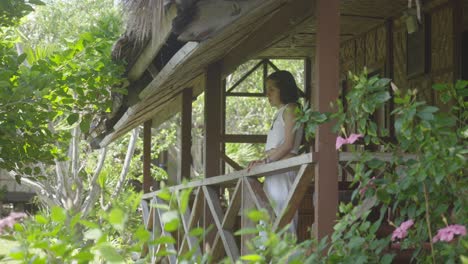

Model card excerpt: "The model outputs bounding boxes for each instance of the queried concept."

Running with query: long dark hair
[267,70,300,104]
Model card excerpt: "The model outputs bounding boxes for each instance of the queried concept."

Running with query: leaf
[247,210,269,222]
[189,227,204,237]
[80,115,91,133]
[151,235,176,245]
[134,226,150,242]
[432,83,447,91]
[66,113,79,125]
[179,188,192,214]
[109,208,127,231]
[96,244,125,263]
[28,0,46,5]
[161,211,179,232]
[50,206,66,223]
[157,188,172,201]
[241,254,263,261]
[35,214,48,224]
[234,227,259,236]
[84,228,102,240]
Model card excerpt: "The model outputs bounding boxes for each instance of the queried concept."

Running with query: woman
[248,70,303,234]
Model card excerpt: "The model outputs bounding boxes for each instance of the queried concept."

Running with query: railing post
[313,0,340,240]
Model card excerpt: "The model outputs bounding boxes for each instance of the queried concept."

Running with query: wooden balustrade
[140,151,417,263]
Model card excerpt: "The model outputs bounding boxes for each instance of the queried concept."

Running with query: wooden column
[179,88,193,184]
[313,0,340,240]
[143,120,152,193]
[204,62,222,177]
[203,61,223,249]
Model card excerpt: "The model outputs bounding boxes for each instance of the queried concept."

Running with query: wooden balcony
[139,151,413,263]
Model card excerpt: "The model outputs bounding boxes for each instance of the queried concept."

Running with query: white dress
[264,104,303,233]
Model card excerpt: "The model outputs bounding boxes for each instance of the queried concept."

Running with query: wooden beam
[139,42,199,100]
[313,0,340,240]
[221,153,243,171]
[274,164,314,230]
[154,198,177,264]
[179,88,193,183]
[204,61,223,177]
[223,134,267,143]
[143,120,152,193]
[225,92,265,97]
[203,186,240,261]
[211,179,242,261]
[177,190,201,255]
[244,178,275,217]
[222,0,314,76]
[127,5,178,81]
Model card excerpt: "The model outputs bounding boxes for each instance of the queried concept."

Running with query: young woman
[248,70,303,234]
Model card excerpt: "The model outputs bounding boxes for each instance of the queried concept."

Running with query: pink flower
[392,219,414,242]
[433,224,466,243]
[0,212,27,234]
[336,133,363,149]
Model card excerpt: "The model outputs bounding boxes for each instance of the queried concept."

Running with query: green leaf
[96,244,124,263]
[241,254,263,261]
[157,188,172,201]
[189,227,204,237]
[50,206,67,223]
[247,210,269,222]
[234,227,259,236]
[134,226,150,242]
[109,208,127,231]
[151,235,176,245]
[179,188,192,214]
[35,214,48,224]
[28,0,46,5]
[66,113,79,125]
[84,228,102,240]
[161,211,180,232]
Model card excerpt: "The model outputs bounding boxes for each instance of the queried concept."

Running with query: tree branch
[81,147,107,217]
[107,127,140,207]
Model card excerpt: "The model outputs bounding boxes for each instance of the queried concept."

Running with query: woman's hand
[247,159,266,172]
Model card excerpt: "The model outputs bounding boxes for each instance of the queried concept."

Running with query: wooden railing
[140,153,315,263]
[140,151,417,263]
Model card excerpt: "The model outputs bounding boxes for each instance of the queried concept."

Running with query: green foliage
[1,191,149,263]
[0,0,44,28]
[294,102,329,141]
[0,0,125,176]
[226,208,328,264]
[304,70,467,263]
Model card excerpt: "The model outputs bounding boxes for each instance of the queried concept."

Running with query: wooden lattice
[376,25,387,63]
[366,29,377,67]
[355,36,367,71]
[431,6,454,72]
[392,27,408,89]
[340,39,356,76]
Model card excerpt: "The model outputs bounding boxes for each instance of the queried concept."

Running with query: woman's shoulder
[284,103,299,113]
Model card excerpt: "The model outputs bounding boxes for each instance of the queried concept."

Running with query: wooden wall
[339,0,460,109]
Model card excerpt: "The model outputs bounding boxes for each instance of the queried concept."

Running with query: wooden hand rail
[140,151,416,262]
[142,152,316,199]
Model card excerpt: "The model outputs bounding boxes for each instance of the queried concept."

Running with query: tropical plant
[296,69,467,263]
